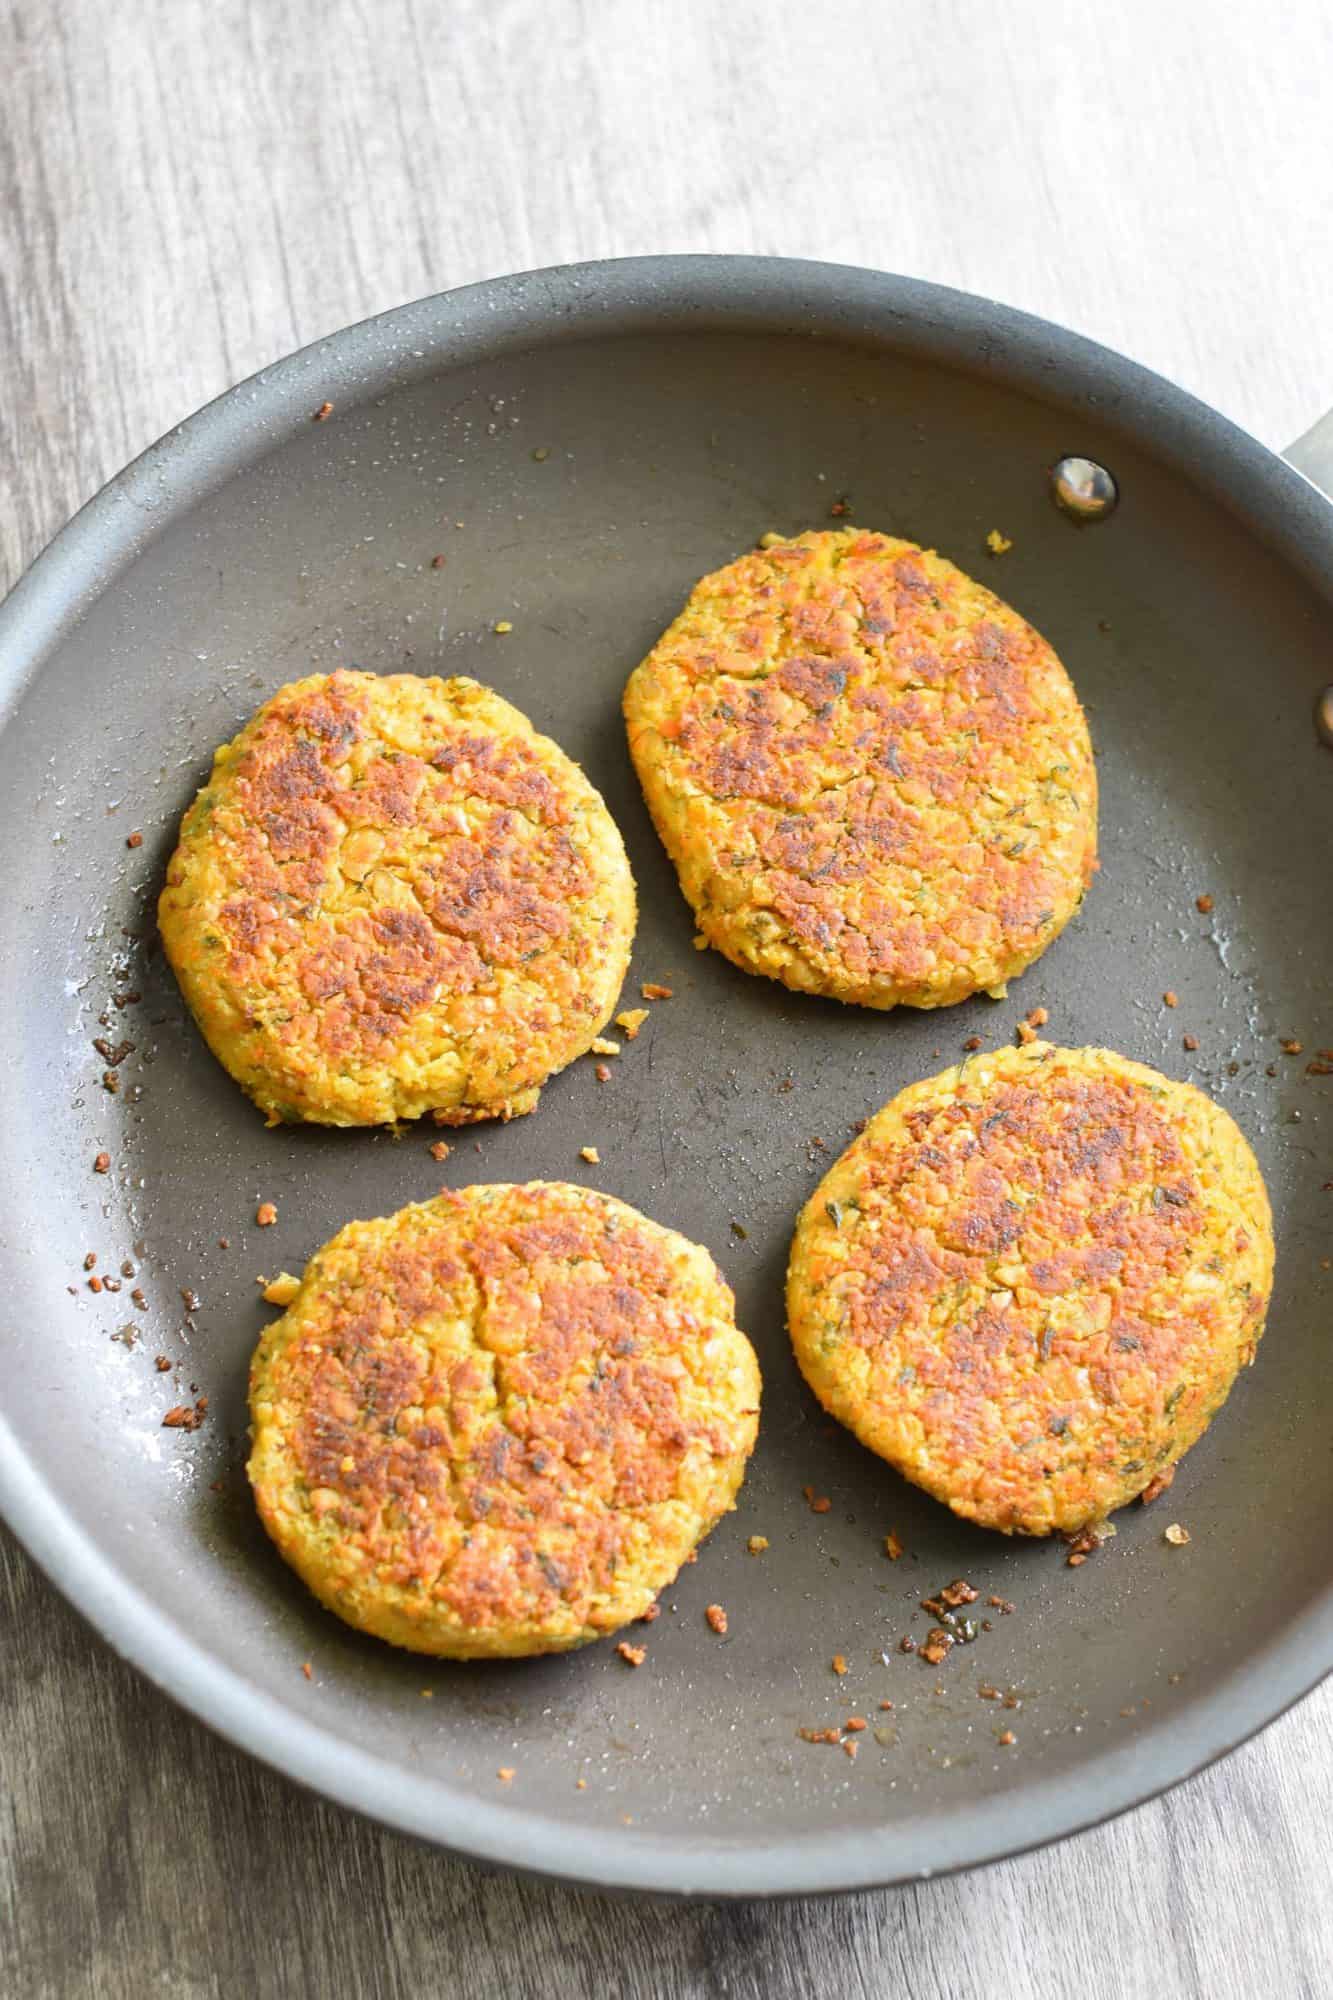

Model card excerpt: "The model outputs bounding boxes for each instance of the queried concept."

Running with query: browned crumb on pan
[615,1008,650,1039]
[430,1140,451,1161]
[1141,1465,1175,1504]
[1196,893,1214,913]
[746,1535,769,1555]
[704,1603,728,1636]
[256,1202,277,1227]
[163,1397,208,1432]
[312,401,333,422]
[616,1641,647,1667]
[884,1531,904,1561]
[126,830,144,849]
[1163,991,1178,1008]
[1164,1522,1190,1546]
[831,1653,848,1676]
[642,983,673,1000]
[93,1152,110,1174]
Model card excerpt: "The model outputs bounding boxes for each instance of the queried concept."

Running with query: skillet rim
[1,252,1329,1898]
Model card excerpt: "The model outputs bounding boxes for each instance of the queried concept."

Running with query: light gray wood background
[2,3,1330,1995]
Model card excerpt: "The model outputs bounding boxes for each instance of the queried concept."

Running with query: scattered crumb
[884,1532,904,1561]
[1196,893,1214,913]
[430,1139,451,1161]
[746,1535,769,1555]
[1016,1020,1038,1045]
[1163,991,1178,1008]
[923,1579,978,1612]
[126,830,143,849]
[997,1729,1016,1747]
[312,401,333,422]
[576,1778,587,1789]
[831,1654,848,1676]
[615,1008,650,1039]
[532,446,550,462]
[154,1355,171,1372]
[1063,1526,1101,1567]
[830,497,851,517]
[301,1662,313,1680]
[705,1604,728,1636]
[693,933,708,950]
[579,1145,600,1165]
[497,1768,515,1783]
[978,1684,1000,1701]
[844,1716,867,1733]
[899,1637,917,1654]
[93,1152,110,1174]
[1183,1034,1199,1051]
[642,982,673,1000]
[919,1629,954,1666]
[729,1219,748,1238]
[256,1201,277,1227]
[87,1275,102,1294]
[1025,1006,1048,1028]
[594,1063,611,1083]
[616,1641,647,1667]
[1140,1465,1175,1505]
[591,1037,620,1056]
[987,1595,1015,1614]
[1164,1523,1191,1546]
[493,620,513,635]
[802,1485,832,1514]
[842,1738,858,1760]
[639,1603,660,1623]
[798,1727,841,1745]
[1281,1038,1303,1055]
[986,529,1014,555]
[430,554,447,569]
[878,1699,894,1711]
[963,1035,982,1052]
[262,1272,301,1307]
[162,1398,207,1432]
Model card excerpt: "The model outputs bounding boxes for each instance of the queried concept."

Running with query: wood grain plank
[1,2,1330,1994]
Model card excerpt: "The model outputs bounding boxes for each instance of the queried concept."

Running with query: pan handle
[1283,410,1333,498]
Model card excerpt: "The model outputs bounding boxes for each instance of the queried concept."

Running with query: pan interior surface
[0,261,1329,1895]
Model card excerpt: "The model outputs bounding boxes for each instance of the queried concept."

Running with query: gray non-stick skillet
[0,256,1329,1898]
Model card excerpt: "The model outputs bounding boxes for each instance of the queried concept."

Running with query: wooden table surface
[2,5,1330,1995]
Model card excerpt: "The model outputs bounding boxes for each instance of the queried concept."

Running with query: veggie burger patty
[624,528,1097,1010]
[248,1182,761,1657]
[787,1042,1272,1534]
[160,670,635,1126]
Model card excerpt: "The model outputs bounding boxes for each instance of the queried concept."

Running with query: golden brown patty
[248,1183,761,1657]
[787,1044,1272,1534]
[159,671,635,1125]
[624,529,1097,1009]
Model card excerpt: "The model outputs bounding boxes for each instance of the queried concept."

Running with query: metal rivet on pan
[1051,456,1119,522]
[1315,685,1333,750]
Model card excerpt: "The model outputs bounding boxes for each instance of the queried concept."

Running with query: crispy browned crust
[787,1044,1273,1534]
[159,671,636,1124]
[248,1183,761,1656]
[624,530,1097,1009]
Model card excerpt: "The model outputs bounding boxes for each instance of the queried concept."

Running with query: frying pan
[0,256,1329,1899]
